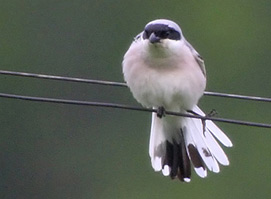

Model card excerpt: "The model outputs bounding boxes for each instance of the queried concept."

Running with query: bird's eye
[167,29,181,40]
[161,30,170,38]
[156,30,171,39]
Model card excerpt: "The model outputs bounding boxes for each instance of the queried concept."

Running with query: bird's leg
[187,109,218,136]
[187,110,207,135]
[157,106,166,118]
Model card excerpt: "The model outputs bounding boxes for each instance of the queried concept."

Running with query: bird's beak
[149,33,160,44]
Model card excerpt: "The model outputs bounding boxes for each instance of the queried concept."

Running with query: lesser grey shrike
[122,19,232,182]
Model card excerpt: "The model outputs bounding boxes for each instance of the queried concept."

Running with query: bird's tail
[149,105,233,182]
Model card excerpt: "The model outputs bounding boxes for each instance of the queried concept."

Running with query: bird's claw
[157,106,166,118]
[207,109,217,117]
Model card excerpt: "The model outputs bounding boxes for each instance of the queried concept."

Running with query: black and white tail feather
[149,105,233,182]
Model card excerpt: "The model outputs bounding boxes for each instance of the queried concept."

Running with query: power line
[1,70,271,102]
[0,92,270,128]
[0,70,127,87]
[204,91,271,103]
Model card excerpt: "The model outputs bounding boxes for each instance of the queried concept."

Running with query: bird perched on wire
[122,19,232,182]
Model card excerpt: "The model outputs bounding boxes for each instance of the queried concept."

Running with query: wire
[1,70,271,102]
[204,91,271,103]
[0,70,270,128]
[0,92,270,128]
[0,70,127,87]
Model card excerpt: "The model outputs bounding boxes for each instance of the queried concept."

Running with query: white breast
[122,39,206,111]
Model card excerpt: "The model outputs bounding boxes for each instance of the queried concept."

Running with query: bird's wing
[184,39,206,77]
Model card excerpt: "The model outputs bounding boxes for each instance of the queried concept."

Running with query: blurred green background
[1,1,271,199]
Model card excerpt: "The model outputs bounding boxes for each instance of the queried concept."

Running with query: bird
[122,19,232,182]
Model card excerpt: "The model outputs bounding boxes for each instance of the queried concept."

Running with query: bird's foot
[157,106,166,118]
[187,109,207,136]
